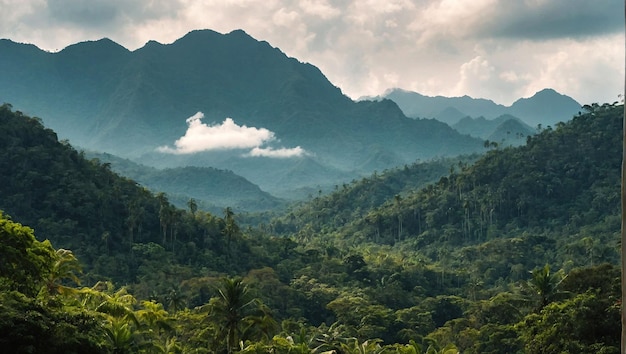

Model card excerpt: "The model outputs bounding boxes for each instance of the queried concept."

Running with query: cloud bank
[157,112,306,158]
[1,0,623,105]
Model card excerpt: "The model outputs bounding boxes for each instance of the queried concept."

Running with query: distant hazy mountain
[434,106,469,126]
[486,118,537,146]
[378,88,581,127]
[453,114,536,146]
[86,152,285,212]
[0,30,485,196]
[507,88,582,127]
[376,89,508,122]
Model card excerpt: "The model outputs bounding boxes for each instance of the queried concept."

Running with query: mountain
[273,102,623,283]
[86,151,285,213]
[0,104,162,281]
[508,88,583,127]
[379,88,581,127]
[486,118,536,146]
[453,114,536,146]
[1,99,621,353]
[0,30,485,196]
[378,89,508,120]
[434,106,469,125]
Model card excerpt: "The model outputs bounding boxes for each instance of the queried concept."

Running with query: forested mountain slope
[0,104,274,284]
[274,103,622,285]
[86,151,285,213]
[0,103,621,353]
[0,30,485,196]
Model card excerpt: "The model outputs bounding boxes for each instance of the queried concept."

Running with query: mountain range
[0,29,486,197]
[378,88,581,127]
[0,29,581,200]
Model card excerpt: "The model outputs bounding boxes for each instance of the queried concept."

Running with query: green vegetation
[0,102,622,352]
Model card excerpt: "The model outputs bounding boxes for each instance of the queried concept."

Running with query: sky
[1,0,624,106]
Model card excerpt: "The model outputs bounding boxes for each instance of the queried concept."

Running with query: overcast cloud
[1,0,623,105]
[157,112,306,157]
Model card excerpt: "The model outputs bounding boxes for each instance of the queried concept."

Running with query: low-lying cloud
[247,146,307,158]
[157,112,306,158]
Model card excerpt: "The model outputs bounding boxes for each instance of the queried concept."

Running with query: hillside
[452,114,536,146]
[0,102,621,353]
[0,103,274,284]
[0,30,485,196]
[486,118,536,146]
[273,102,622,283]
[86,151,285,213]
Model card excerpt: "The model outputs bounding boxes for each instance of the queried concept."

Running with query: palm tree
[340,338,385,354]
[38,248,82,301]
[187,198,198,216]
[104,317,135,354]
[166,287,186,313]
[525,264,566,310]
[209,277,260,354]
[222,207,239,254]
[394,194,403,242]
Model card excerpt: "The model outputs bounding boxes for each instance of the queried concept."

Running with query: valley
[0,29,620,354]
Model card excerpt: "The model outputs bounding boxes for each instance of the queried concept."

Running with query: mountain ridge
[0,29,485,196]
[377,87,581,127]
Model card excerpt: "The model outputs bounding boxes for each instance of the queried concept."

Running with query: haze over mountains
[378,88,581,127]
[0,29,581,202]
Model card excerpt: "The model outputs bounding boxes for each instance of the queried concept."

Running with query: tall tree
[525,264,566,311]
[222,207,239,255]
[38,248,82,302]
[209,277,263,354]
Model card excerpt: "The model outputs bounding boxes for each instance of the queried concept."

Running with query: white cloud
[247,146,307,158]
[157,112,307,158]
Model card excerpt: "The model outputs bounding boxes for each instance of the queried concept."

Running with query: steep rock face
[0,30,484,194]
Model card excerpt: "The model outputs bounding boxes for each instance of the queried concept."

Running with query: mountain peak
[536,88,558,95]
[509,88,581,126]
[60,38,129,54]
[525,88,565,100]
[174,29,222,44]
[173,29,257,46]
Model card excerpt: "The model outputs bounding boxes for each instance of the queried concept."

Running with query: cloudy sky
[1,0,623,105]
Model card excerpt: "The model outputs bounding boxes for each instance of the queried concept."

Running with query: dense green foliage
[0,103,622,352]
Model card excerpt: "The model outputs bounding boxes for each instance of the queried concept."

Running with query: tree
[208,277,270,354]
[0,211,56,297]
[38,248,82,302]
[524,264,566,310]
[222,207,239,255]
[517,292,620,353]
[188,198,198,216]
